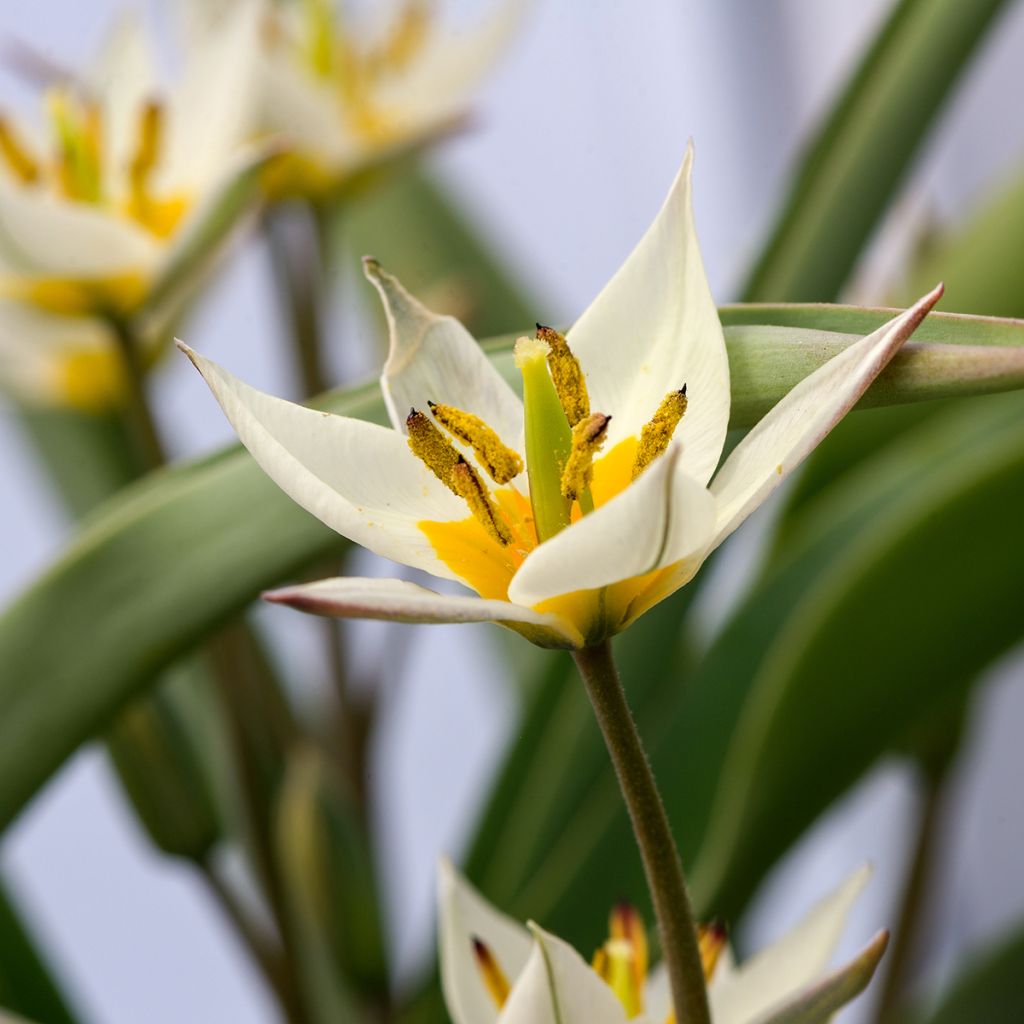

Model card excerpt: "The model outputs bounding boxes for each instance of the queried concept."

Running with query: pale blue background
[1,2,1023,1021]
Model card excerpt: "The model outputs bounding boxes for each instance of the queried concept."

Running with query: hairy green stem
[572,640,710,1024]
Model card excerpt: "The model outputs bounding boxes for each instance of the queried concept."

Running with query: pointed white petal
[643,963,671,1023]
[498,925,627,1024]
[438,859,533,1024]
[757,931,888,1024]
[507,446,715,608]
[567,144,730,487]
[372,0,530,130]
[709,866,871,1024]
[710,285,944,548]
[365,259,524,446]
[178,342,467,580]
[264,577,581,646]
[0,178,159,278]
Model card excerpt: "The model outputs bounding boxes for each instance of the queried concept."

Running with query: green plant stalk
[105,314,306,1024]
[573,641,710,1024]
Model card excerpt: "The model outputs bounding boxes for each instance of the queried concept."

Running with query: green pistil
[516,337,572,542]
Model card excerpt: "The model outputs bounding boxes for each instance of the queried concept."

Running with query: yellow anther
[302,0,337,77]
[632,385,688,480]
[407,407,461,487]
[0,116,40,183]
[472,936,511,1009]
[428,400,523,484]
[380,0,430,72]
[129,101,161,199]
[561,412,610,503]
[451,458,514,547]
[600,938,644,1018]
[537,324,590,427]
[698,922,727,982]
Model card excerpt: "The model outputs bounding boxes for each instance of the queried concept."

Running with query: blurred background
[1,1,1023,1021]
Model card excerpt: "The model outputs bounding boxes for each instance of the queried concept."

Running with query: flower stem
[108,315,167,471]
[572,640,710,1024]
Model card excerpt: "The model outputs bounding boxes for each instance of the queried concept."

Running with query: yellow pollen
[407,407,461,487]
[451,458,514,547]
[428,400,523,484]
[472,936,511,1009]
[0,116,40,183]
[632,386,688,480]
[537,323,590,427]
[561,412,610,503]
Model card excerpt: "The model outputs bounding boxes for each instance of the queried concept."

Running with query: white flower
[438,859,887,1024]
[180,144,941,648]
[0,13,267,409]
[184,0,528,200]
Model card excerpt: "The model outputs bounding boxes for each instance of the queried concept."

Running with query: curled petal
[507,445,715,608]
[710,284,944,548]
[264,577,582,647]
[365,258,524,447]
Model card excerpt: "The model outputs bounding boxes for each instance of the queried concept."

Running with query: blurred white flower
[438,859,887,1024]
[181,145,941,648]
[184,0,528,199]
[0,14,268,410]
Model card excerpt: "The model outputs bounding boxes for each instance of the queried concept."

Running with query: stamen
[406,407,460,486]
[601,938,643,1017]
[302,0,336,76]
[0,116,40,183]
[127,100,162,220]
[472,936,511,1009]
[610,901,648,993]
[49,90,102,203]
[698,922,727,981]
[408,409,513,546]
[381,0,430,71]
[428,400,523,484]
[516,336,572,542]
[537,323,589,427]
[451,459,514,547]
[632,385,688,480]
[561,412,610,503]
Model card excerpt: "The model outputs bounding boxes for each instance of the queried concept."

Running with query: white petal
[710,285,944,548]
[709,866,871,1024]
[0,178,159,278]
[498,925,627,1024]
[757,931,888,1024]
[371,0,530,130]
[177,342,467,580]
[365,259,524,447]
[263,577,582,646]
[438,859,533,1024]
[507,446,716,608]
[567,144,730,487]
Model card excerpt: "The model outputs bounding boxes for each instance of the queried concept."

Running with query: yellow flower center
[408,325,689,643]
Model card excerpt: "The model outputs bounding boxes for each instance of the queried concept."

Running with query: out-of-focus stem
[573,640,710,1024]
[107,316,166,470]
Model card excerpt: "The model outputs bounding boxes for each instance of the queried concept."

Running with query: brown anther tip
[535,322,545,333]
[406,407,424,425]
[427,399,438,409]
[471,936,488,958]
[706,919,727,939]
[680,384,687,396]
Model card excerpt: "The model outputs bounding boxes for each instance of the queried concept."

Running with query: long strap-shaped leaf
[0,308,1021,835]
[741,0,1010,301]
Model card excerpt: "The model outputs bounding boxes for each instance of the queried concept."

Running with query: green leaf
[741,0,1011,301]
[0,874,77,1024]
[899,924,1024,1024]
[690,392,1024,918]
[1,306,1020,835]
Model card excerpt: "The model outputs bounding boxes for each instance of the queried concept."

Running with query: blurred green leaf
[1,306,1021,835]
[690,392,1024,918]
[275,747,387,1019]
[741,0,1010,301]
[899,924,1024,1024]
[0,875,76,1024]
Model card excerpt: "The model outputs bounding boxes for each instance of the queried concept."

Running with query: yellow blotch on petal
[55,346,125,412]
[0,272,149,318]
